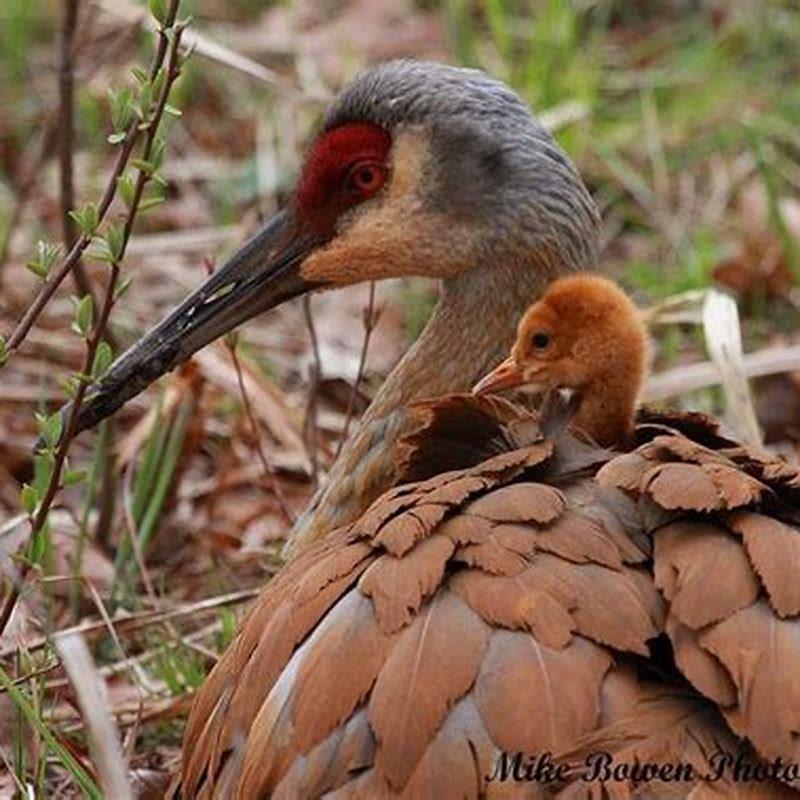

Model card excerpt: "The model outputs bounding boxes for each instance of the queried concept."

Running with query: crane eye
[346,163,386,197]
[531,331,551,350]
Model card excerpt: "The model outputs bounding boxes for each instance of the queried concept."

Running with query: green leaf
[92,340,114,377]
[63,468,87,486]
[137,83,154,120]
[117,173,136,207]
[150,136,166,171]
[114,275,134,300]
[131,158,154,176]
[152,67,167,102]
[30,528,48,563]
[59,374,80,398]
[106,222,125,262]
[21,484,38,515]
[87,244,115,263]
[26,240,60,279]
[164,103,182,117]
[37,412,63,449]
[107,131,127,145]
[131,66,149,86]
[108,87,134,132]
[72,294,94,338]
[69,202,98,236]
[25,259,49,279]
[148,0,168,25]
[138,195,165,212]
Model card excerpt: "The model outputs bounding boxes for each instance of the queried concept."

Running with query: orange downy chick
[473,274,647,447]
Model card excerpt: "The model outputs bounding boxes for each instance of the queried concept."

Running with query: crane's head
[473,274,647,405]
[71,60,599,433]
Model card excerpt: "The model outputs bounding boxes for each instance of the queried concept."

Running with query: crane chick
[473,274,647,447]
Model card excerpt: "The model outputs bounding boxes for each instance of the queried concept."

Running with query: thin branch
[59,0,96,306]
[334,282,378,460]
[228,338,295,524]
[1,0,181,357]
[0,14,186,639]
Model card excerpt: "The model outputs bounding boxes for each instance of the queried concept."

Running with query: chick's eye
[347,163,386,196]
[531,331,551,350]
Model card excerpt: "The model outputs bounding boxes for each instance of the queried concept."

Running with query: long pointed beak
[70,209,322,435]
[472,356,526,395]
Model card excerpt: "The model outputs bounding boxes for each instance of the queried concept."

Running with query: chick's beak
[472,356,527,395]
[69,209,323,436]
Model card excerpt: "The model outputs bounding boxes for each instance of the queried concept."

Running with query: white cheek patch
[299,128,479,285]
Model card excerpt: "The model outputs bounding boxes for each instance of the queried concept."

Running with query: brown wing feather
[465,482,566,524]
[368,591,489,789]
[534,554,664,655]
[730,511,800,617]
[653,521,759,628]
[474,629,612,753]
[534,510,624,569]
[359,534,455,633]
[450,566,576,649]
[700,600,800,763]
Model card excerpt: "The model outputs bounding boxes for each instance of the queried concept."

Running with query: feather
[401,696,497,800]
[291,541,374,605]
[729,512,800,617]
[666,616,737,707]
[474,630,611,753]
[290,590,397,754]
[373,503,450,556]
[534,511,624,569]
[702,463,766,509]
[466,483,566,524]
[564,483,650,564]
[535,555,663,655]
[319,767,392,799]
[358,534,455,633]
[454,535,529,576]
[423,474,490,505]
[217,564,371,772]
[597,452,652,491]
[645,463,722,512]
[271,708,375,799]
[654,522,759,629]
[700,600,800,762]
[438,513,492,546]
[368,591,489,789]
[450,567,575,648]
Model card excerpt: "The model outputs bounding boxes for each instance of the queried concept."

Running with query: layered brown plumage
[177,392,800,798]
[174,276,800,799]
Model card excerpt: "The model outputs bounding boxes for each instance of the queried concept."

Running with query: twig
[59,0,97,307]
[0,11,186,640]
[1,0,181,358]
[228,338,295,524]
[334,282,378,460]
[121,463,159,606]
[0,588,260,659]
[302,295,322,484]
